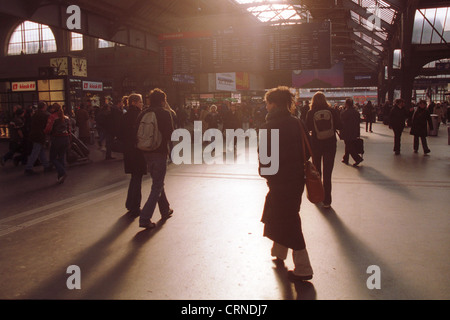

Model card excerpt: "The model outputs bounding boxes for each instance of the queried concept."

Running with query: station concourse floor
[0,121,449,300]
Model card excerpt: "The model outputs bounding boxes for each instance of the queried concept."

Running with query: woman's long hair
[264,86,294,111]
[52,103,65,121]
[310,91,330,110]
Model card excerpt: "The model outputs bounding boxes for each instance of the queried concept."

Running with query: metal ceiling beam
[418,0,450,9]
[381,0,405,11]
[342,0,393,32]
[347,19,386,44]
[353,44,380,65]
[349,33,383,54]
[236,0,304,9]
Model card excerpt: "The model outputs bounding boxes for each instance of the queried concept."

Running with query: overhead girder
[347,19,386,46]
[342,0,393,32]
[352,45,379,67]
[377,0,404,11]
[418,0,450,9]
[350,33,383,54]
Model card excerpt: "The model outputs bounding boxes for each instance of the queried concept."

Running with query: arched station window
[7,21,57,55]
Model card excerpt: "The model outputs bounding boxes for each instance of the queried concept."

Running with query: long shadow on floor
[354,165,414,198]
[316,205,426,299]
[23,212,165,299]
[77,219,168,299]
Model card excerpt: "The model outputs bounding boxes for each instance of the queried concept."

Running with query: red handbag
[299,121,325,204]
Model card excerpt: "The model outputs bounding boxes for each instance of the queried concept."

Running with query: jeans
[140,153,170,223]
[25,142,50,170]
[126,173,143,212]
[49,136,70,178]
[312,141,336,206]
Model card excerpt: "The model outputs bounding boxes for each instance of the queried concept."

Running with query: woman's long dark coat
[118,105,147,175]
[259,108,307,250]
[410,107,433,137]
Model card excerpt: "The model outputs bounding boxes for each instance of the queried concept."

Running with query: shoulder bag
[299,120,325,204]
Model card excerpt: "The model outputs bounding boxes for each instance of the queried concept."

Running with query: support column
[399,0,418,108]
[386,48,395,103]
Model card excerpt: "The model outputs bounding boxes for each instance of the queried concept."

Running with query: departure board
[210,29,266,73]
[159,22,331,74]
[268,21,332,70]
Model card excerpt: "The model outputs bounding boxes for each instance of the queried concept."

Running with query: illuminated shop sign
[82,81,103,91]
[11,81,37,92]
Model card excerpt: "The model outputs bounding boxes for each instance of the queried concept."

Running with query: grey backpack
[313,109,334,140]
[136,111,162,151]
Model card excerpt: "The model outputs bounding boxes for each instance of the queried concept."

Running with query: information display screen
[159,22,331,75]
[268,21,331,71]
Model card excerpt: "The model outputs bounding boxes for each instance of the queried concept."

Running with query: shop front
[0,76,112,139]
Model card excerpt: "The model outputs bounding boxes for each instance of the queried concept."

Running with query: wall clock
[50,57,69,75]
[72,57,87,77]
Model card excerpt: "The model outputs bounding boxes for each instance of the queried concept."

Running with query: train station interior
[0,0,449,301]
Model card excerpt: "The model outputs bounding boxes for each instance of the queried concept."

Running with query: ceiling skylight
[233,0,306,24]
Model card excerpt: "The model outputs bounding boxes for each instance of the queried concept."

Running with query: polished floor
[0,121,449,300]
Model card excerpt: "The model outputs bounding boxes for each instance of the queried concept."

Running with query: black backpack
[52,117,70,135]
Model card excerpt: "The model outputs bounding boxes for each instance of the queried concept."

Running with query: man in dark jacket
[24,101,51,175]
[1,108,26,167]
[340,98,364,166]
[139,89,174,229]
[410,100,433,154]
[259,86,313,282]
[117,94,147,216]
[362,100,374,132]
[389,98,408,155]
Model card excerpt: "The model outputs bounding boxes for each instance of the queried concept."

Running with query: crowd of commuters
[0,88,448,282]
[1,92,448,185]
[257,86,448,283]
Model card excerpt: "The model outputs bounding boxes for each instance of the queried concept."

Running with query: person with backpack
[305,91,342,209]
[44,103,71,184]
[117,94,147,216]
[137,88,174,229]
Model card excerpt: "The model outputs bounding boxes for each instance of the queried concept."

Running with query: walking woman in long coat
[410,99,433,154]
[117,94,147,215]
[259,86,313,282]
